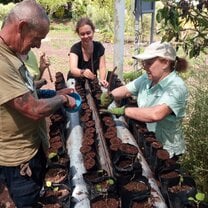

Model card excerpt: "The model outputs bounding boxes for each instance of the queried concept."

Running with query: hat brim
[132,53,157,60]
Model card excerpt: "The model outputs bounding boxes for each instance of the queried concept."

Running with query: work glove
[100,92,113,108]
[108,106,125,116]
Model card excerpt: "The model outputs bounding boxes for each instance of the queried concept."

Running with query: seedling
[48,152,59,163]
[178,174,184,186]
[46,181,52,187]
[95,179,115,192]
[48,152,57,159]
[188,192,206,208]
[46,181,59,191]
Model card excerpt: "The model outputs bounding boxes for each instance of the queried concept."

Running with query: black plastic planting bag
[83,169,108,185]
[157,165,181,187]
[113,153,142,186]
[40,183,71,208]
[84,175,117,201]
[165,176,197,208]
[129,195,153,208]
[90,193,121,208]
[120,176,151,208]
[117,143,139,158]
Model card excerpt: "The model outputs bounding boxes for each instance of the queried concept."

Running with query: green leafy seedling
[48,152,57,159]
[95,179,114,192]
[178,174,184,186]
[46,181,52,187]
[196,193,205,201]
[95,184,102,192]
[107,179,114,185]
[53,187,59,192]
[188,192,206,208]
[46,181,59,192]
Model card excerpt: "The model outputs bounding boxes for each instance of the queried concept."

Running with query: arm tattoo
[8,92,64,120]
[16,93,31,105]
[39,96,64,116]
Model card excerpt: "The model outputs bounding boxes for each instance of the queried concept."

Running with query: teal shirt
[126,71,188,157]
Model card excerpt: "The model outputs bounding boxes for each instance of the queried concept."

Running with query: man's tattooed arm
[7,92,69,120]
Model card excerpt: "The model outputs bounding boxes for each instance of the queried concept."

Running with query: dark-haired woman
[68,17,108,87]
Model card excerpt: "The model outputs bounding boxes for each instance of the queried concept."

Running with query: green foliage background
[0,2,15,19]
[182,64,208,194]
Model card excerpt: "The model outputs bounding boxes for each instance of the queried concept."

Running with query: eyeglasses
[142,57,157,68]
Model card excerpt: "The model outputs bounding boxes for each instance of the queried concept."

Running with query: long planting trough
[0,73,199,207]
[66,78,168,208]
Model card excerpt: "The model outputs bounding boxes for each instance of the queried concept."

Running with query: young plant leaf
[188,196,196,202]
[107,179,114,185]
[196,192,205,201]
[46,181,52,187]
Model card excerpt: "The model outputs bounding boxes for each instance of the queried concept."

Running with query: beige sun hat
[133,41,176,61]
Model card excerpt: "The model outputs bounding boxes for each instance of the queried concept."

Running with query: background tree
[0,0,20,4]
[155,0,208,58]
[153,0,208,195]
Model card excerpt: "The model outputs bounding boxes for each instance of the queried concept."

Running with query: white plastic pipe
[66,79,90,208]
[114,116,168,208]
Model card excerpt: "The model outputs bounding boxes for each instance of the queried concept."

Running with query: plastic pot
[165,176,197,208]
[40,183,71,207]
[113,154,142,186]
[118,143,139,159]
[120,176,151,208]
[45,166,69,185]
[152,149,170,173]
[143,136,157,165]
[130,195,153,208]
[87,176,117,200]
[83,169,108,185]
[90,194,121,208]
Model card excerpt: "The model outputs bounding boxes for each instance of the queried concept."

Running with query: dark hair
[75,17,95,34]
[170,57,188,73]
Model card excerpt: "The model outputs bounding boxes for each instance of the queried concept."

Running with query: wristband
[37,89,56,98]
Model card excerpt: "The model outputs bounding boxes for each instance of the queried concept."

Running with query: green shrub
[70,0,89,22]
[0,3,15,20]
[85,4,113,43]
[37,0,70,18]
[123,70,143,83]
[182,65,208,193]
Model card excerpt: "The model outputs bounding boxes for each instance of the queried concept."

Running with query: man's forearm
[37,95,66,118]
[8,92,66,120]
